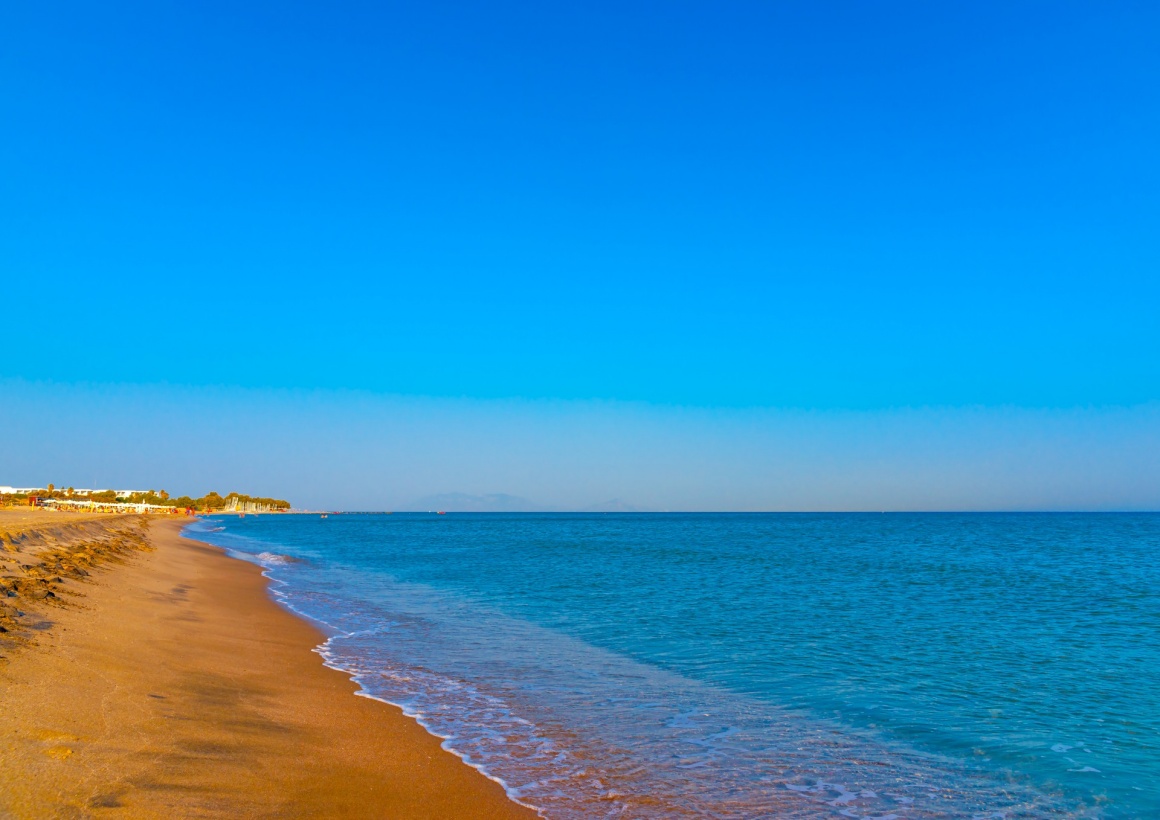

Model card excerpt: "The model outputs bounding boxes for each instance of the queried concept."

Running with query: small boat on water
[320,513,328,519]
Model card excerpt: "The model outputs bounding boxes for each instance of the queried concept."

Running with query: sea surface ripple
[185,513,1160,818]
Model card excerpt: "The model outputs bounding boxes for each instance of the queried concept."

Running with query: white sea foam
[252,572,1098,819]
[256,550,292,566]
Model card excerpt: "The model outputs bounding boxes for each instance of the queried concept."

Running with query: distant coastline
[1,485,291,514]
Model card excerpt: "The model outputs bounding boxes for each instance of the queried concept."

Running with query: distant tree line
[0,485,291,511]
[166,491,293,511]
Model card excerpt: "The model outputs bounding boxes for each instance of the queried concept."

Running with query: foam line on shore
[177,521,543,817]
[184,524,547,817]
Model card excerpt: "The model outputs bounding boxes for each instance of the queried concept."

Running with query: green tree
[198,492,227,511]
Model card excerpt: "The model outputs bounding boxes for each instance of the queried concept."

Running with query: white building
[0,486,153,497]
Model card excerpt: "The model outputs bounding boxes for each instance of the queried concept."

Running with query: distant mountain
[581,498,647,512]
[405,493,544,512]
[401,494,647,512]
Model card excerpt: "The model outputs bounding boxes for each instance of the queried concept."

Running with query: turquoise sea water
[186,513,1159,818]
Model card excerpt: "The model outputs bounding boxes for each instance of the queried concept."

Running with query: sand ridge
[0,510,142,552]
[0,512,154,660]
[0,513,538,819]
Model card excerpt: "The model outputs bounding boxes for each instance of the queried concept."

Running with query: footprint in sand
[35,729,81,760]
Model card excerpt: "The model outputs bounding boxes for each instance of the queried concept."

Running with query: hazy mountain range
[403,493,646,513]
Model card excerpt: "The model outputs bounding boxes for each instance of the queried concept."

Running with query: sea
[184,513,1159,818]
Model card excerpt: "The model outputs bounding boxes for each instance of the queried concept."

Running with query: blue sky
[2,2,1158,507]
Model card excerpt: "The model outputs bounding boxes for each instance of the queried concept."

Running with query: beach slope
[0,513,536,818]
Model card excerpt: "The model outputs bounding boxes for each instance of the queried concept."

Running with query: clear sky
[2,2,1158,509]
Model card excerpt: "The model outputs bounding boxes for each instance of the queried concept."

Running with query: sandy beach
[0,510,536,818]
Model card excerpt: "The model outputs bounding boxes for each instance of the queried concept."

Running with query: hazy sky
[3,381,1157,511]
[2,3,1158,509]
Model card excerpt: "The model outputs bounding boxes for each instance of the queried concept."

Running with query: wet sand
[0,511,537,818]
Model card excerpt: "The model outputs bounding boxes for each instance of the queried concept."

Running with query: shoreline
[204,532,539,811]
[0,511,537,818]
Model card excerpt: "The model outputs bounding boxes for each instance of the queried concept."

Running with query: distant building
[1,486,152,498]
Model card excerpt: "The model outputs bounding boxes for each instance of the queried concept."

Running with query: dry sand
[0,510,538,818]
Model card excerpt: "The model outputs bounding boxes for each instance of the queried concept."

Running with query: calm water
[186,513,1159,818]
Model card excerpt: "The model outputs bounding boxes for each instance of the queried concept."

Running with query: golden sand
[0,511,537,818]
